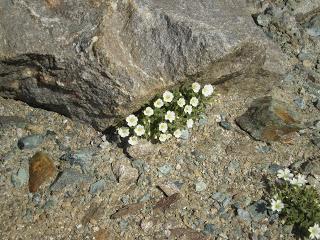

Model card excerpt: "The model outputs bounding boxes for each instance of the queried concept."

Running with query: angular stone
[236,96,304,142]
[29,152,56,192]
[158,181,180,196]
[110,203,144,219]
[112,159,139,184]
[11,168,29,188]
[50,168,93,191]
[127,140,159,159]
[170,228,209,240]
[0,0,286,130]
[18,134,44,150]
[154,193,181,212]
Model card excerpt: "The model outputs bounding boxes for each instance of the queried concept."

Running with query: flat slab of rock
[29,152,56,192]
[236,96,304,142]
[0,0,286,130]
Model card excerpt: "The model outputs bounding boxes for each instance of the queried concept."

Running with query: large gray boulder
[0,0,287,130]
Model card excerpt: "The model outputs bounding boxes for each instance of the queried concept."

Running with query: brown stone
[153,193,181,212]
[170,228,209,240]
[110,203,144,219]
[29,152,56,192]
[94,229,110,240]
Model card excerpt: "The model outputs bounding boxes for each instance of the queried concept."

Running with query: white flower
[309,223,320,239]
[177,98,186,107]
[159,122,168,133]
[277,168,293,181]
[290,174,307,187]
[271,199,284,212]
[202,84,214,97]
[187,119,194,128]
[154,99,164,108]
[159,134,168,142]
[163,91,174,103]
[190,97,199,107]
[128,136,138,145]
[174,129,182,138]
[126,114,138,127]
[134,124,145,136]
[192,82,201,93]
[165,111,175,123]
[143,107,154,116]
[184,105,192,114]
[117,127,130,138]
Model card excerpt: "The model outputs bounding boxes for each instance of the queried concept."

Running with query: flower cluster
[117,82,215,145]
[269,168,320,239]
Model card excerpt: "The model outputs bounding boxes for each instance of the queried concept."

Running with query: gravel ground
[1,1,320,240]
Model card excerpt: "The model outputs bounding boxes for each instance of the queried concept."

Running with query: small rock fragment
[236,96,303,142]
[158,181,180,196]
[154,193,181,212]
[237,208,251,224]
[11,168,28,187]
[50,168,92,191]
[140,218,153,232]
[247,200,268,222]
[195,180,207,192]
[158,164,172,176]
[60,149,93,168]
[29,152,56,192]
[170,228,208,240]
[110,203,144,219]
[112,159,139,184]
[18,134,44,149]
[127,139,159,158]
[89,179,106,194]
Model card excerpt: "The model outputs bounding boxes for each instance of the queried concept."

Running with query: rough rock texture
[0,0,287,130]
[236,96,304,142]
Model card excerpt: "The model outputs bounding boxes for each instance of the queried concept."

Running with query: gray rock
[255,145,272,153]
[219,121,232,130]
[268,164,283,175]
[50,168,93,191]
[119,220,129,232]
[60,150,93,168]
[32,193,41,206]
[11,168,28,187]
[89,179,106,194]
[195,180,207,192]
[112,159,139,184]
[132,159,149,174]
[180,129,190,140]
[293,97,305,109]
[247,200,268,222]
[203,224,219,236]
[0,116,26,128]
[212,192,232,206]
[237,208,251,224]
[0,0,287,130]
[236,96,304,142]
[256,14,272,27]
[306,15,320,37]
[158,165,172,176]
[18,134,44,149]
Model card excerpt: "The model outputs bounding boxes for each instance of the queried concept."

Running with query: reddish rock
[154,193,181,212]
[28,152,56,192]
[110,203,144,219]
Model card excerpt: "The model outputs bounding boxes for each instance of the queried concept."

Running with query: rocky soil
[1,0,320,240]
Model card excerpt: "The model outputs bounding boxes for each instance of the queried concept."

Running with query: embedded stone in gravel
[170,228,208,240]
[127,140,159,159]
[11,168,28,187]
[60,149,93,168]
[29,152,56,192]
[112,159,139,184]
[236,96,304,142]
[195,181,207,192]
[110,203,144,219]
[0,116,26,128]
[89,179,106,195]
[18,134,44,149]
[237,208,252,224]
[158,181,180,196]
[247,200,268,222]
[50,168,93,191]
[154,193,181,212]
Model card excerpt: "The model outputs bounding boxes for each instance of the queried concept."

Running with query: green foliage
[269,171,320,238]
